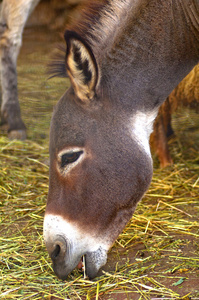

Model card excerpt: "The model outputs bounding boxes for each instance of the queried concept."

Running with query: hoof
[0,123,9,132]
[8,129,27,140]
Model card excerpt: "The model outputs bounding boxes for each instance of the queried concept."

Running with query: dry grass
[0,130,198,299]
[0,27,199,299]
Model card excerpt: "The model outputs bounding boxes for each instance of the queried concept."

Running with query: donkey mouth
[76,247,108,279]
[84,247,107,279]
[52,246,107,280]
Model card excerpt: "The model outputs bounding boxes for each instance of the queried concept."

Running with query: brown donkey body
[44,0,199,279]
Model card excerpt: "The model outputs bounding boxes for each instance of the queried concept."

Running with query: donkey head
[43,31,153,279]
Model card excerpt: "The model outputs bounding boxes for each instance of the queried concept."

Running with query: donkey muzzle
[43,214,108,280]
[85,247,107,279]
[45,235,80,280]
[46,236,107,280]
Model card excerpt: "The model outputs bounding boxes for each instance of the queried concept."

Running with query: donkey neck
[97,0,199,112]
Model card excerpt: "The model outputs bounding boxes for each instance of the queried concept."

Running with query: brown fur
[66,0,109,42]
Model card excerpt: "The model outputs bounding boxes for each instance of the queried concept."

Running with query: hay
[1,109,199,300]
[0,28,199,299]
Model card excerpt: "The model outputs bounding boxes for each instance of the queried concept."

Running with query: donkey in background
[0,0,91,139]
[151,64,199,168]
[0,0,40,139]
[43,0,199,279]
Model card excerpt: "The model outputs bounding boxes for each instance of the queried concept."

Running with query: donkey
[0,0,40,139]
[151,65,199,168]
[43,0,199,280]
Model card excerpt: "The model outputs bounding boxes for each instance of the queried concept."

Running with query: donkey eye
[61,151,83,168]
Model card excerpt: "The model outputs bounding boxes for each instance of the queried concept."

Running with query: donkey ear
[65,31,99,102]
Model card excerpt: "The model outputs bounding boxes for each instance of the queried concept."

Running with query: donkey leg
[0,0,40,139]
[151,102,173,168]
[0,41,27,139]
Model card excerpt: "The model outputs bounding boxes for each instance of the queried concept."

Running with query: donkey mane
[49,0,134,78]
[67,0,132,50]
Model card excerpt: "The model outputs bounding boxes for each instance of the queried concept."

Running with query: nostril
[51,244,61,260]
[47,236,67,262]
